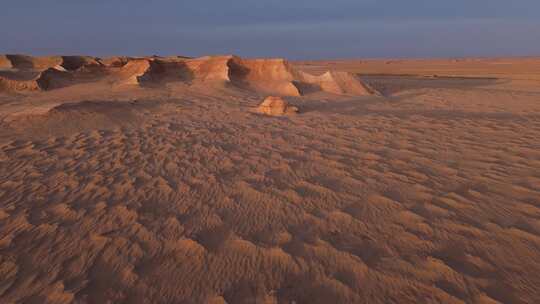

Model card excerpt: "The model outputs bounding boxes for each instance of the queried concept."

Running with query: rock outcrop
[61,56,101,71]
[256,96,298,116]
[5,54,63,70]
[299,71,376,95]
[97,56,130,67]
[228,57,302,96]
[0,76,41,92]
[111,59,152,85]
[0,54,378,96]
[0,55,12,69]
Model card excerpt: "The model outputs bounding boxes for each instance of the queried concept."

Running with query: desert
[0,54,539,304]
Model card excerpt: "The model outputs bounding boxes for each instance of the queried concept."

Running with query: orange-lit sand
[0,55,539,303]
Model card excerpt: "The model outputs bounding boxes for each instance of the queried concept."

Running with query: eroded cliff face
[0,54,377,96]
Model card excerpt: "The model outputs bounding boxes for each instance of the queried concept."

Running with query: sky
[1,0,540,60]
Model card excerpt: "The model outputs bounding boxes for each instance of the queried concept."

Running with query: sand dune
[0,56,539,303]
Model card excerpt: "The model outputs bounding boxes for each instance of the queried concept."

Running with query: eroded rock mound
[0,68,44,92]
[0,66,75,92]
[6,54,63,70]
[36,67,74,90]
[0,75,41,92]
[61,56,101,71]
[188,56,233,83]
[0,54,377,96]
[138,58,193,85]
[98,56,130,67]
[111,59,152,85]
[256,96,298,116]
[229,57,302,96]
[299,71,377,95]
[0,55,12,69]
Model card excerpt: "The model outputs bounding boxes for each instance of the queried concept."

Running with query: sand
[0,55,539,303]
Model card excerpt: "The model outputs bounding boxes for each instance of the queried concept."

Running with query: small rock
[256,96,298,116]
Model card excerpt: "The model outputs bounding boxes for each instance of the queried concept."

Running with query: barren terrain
[1,55,539,303]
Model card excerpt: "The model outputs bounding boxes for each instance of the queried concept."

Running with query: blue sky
[1,0,539,59]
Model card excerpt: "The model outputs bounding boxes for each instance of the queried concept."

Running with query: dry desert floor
[1,55,540,303]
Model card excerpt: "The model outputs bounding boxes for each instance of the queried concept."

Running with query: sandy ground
[1,57,540,303]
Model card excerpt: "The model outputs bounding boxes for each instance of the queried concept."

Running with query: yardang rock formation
[0,54,377,96]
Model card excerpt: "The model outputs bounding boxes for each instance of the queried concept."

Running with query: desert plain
[0,54,539,303]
